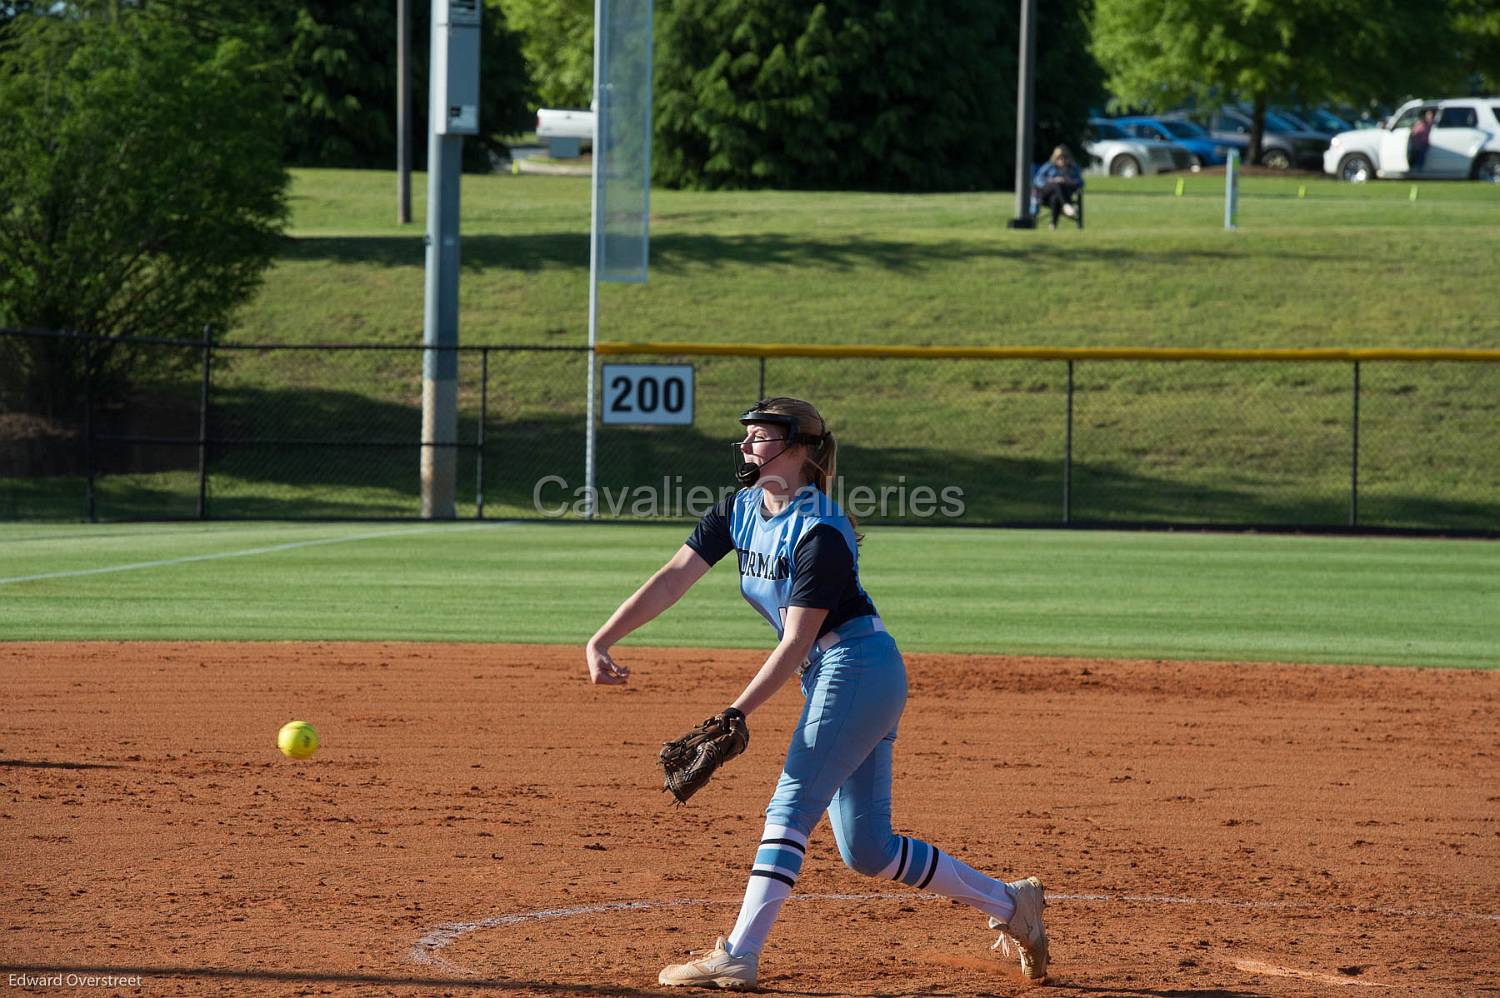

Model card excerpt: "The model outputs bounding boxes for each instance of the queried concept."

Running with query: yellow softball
[277,720,319,760]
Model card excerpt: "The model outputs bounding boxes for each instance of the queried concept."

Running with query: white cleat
[989,876,1049,982]
[658,936,758,990]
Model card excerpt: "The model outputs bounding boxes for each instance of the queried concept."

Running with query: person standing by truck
[1408,108,1435,171]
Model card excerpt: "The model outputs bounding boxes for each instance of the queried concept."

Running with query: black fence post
[197,325,212,520]
[1350,360,1360,527]
[1063,359,1074,524]
[476,347,488,520]
[83,333,96,523]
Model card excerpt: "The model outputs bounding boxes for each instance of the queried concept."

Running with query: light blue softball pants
[764,629,927,881]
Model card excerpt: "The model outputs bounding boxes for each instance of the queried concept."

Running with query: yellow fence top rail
[596,342,1500,363]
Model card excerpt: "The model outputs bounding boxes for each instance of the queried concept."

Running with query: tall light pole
[397,0,412,224]
[1007,0,1038,229]
[421,0,480,519]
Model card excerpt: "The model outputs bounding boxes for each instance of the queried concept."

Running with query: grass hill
[8,169,1497,527]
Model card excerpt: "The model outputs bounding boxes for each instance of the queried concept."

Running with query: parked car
[1324,97,1500,182]
[535,106,593,155]
[1185,105,1330,169]
[1112,115,1244,167]
[1084,119,1195,176]
[1271,107,1331,138]
[1279,106,1355,136]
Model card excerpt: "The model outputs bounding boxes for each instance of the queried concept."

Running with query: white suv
[1324,98,1500,182]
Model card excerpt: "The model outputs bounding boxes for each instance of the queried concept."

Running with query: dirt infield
[3,642,1497,997]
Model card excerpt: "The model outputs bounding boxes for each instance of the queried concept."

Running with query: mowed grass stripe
[0,523,1493,668]
[0,522,506,585]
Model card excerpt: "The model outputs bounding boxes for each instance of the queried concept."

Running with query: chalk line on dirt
[0,522,510,586]
[1233,957,1392,988]
[408,890,1500,977]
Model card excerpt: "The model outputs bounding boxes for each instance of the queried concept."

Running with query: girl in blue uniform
[585,397,1049,989]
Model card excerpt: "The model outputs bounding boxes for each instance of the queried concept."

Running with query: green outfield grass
[1,522,1494,668]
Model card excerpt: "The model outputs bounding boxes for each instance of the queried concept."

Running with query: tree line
[2,0,1494,416]
[1091,0,1500,164]
[4,0,1494,195]
[0,0,1093,414]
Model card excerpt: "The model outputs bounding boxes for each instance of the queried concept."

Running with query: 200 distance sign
[601,364,695,425]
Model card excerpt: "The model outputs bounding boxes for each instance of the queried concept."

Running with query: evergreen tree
[279,0,534,171]
[653,0,1101,191]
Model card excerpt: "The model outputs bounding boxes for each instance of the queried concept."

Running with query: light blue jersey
[686,485,876,641]
[731,486,861,635]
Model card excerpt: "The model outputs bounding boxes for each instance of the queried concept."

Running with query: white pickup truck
[535,107,594,157]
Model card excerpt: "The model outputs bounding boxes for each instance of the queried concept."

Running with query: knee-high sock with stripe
[880,835,1016,925]
[726,823,806,958]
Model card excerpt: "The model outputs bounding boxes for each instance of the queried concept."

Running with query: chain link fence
[3,329,1496,532]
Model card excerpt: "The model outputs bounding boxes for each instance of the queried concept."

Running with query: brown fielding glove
[659,707,749,804]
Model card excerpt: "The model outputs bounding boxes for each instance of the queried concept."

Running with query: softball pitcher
[585,397,1049,989]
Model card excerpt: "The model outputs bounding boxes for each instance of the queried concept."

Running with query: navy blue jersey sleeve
[788,524,855,609]
[684,493,736,566]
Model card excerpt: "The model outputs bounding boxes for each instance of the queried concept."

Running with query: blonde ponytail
[804,427,861,543]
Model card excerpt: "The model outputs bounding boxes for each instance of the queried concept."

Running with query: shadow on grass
[278,232,1356,277]
[7,394,1492,530]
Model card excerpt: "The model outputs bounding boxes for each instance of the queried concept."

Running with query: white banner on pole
[585,0,653,518]
[595,0,653,283]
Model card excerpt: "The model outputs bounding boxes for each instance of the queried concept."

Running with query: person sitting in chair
[1033,145,1083,230]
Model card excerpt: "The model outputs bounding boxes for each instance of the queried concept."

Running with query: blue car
[1112,115,1247,167]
